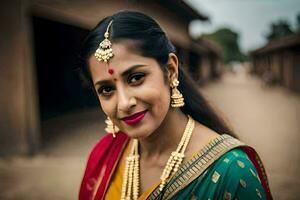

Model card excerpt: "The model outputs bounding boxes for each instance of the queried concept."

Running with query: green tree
[266,20,293,41]
[202,28,247,64]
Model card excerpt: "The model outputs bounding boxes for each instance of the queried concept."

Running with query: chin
[124,128,151,139]
[118,111,165,139]
[121,123,154,139]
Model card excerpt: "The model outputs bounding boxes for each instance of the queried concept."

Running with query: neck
[138,108,188,159]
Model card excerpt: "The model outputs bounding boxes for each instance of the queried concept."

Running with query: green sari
[146,135,271,200]
[80,133,272,200]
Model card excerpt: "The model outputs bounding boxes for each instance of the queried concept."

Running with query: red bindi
[108,68,114,75]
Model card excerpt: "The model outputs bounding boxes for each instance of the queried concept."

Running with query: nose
[117,88,137,113]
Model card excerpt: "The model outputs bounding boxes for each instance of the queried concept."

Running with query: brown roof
[158,0,209,21]
[251,31,300,55]
[190,38,223,57]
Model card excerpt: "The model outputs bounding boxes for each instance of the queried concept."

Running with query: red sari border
[242,146,273,200]
[79,132,128,200]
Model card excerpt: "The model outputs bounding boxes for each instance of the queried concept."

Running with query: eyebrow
[94,64,147,87]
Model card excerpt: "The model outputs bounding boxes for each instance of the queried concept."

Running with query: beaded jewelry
[121,115,195,199]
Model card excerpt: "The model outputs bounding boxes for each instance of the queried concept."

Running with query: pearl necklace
[121,115,195,200]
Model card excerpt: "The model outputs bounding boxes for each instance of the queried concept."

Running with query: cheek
[143,83,170,114]
[156,89,170,114]
[99,97,115,117]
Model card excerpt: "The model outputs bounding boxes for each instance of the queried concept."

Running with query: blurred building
[196,38,223,84]
[0,0,223,156]
[251,32,300,93]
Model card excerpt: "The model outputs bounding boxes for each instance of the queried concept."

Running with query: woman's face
[88,42,171,138]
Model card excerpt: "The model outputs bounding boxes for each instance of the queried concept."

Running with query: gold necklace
[121,115,195,200]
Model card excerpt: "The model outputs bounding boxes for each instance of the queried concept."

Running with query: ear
[167,53,179,84]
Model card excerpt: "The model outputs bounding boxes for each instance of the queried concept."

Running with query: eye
[128,73,145,85]
[97,85,115,97]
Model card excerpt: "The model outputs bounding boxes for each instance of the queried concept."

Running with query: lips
[121,110,147,126]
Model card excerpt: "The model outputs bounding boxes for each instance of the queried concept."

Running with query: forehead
[88,43,158,82]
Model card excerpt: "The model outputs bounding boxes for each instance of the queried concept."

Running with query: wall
[0,1,40,156]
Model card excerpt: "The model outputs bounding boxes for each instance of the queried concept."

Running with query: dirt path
[1,66,299,199]
[201,66,300,200]
[0,109,106,200]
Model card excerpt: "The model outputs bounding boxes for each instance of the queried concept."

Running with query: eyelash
[128,73,145,85]
[97,73,145,97]
[97,85,114,97]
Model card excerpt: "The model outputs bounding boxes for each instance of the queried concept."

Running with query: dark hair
[79,10,236,137]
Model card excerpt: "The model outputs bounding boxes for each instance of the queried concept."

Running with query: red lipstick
[121,110,147,126]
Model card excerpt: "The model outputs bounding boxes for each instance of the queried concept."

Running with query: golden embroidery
[212,171,220,183]
[239,179,247,188]
[256,188,262,198]
[255,154,270,194]
[257,175,262,183]
[223,191,232,200]
[250,168,257,177]
[207,154,212,159]
[190,194,197,200]
[232,151,239,157]
[223,158,230,163]
[237,160,245,168]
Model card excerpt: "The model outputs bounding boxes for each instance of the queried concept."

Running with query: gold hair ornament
[95,20,114,63]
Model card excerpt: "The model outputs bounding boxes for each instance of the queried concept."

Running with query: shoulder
[173,136,268,200]
[87,132,128,158]
[79,132,128,199]
[214,148,260,181]
[85,132,128,172]
[206,148,267,199]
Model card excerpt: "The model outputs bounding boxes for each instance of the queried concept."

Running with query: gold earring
[170,79,185,107]
[105,117,120,138]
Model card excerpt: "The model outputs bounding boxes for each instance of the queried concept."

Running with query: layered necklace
[120,115,195,200]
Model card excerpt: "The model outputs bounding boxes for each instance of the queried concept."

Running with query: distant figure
[231,61,241,74]
[78,10,272,200]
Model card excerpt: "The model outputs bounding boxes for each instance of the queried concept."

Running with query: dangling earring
[170,79,185,107]
[105,117,120,138]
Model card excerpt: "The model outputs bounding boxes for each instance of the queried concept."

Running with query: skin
[88,41,219,194]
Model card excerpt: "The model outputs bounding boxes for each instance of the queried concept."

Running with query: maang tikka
[95,20,114,63]
[96,21,118,138]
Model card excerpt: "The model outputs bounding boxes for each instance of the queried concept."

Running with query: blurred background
[0,0,299,199]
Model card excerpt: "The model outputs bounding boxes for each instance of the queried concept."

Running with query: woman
[78,10,272,200]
